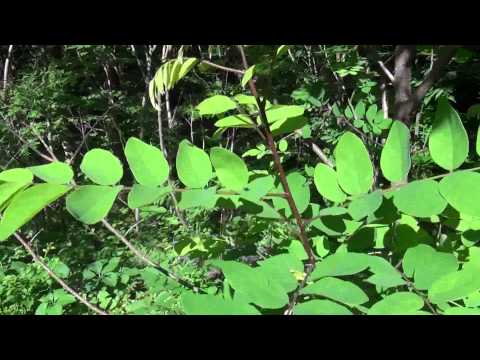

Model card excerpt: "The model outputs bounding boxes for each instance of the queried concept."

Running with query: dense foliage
[1,45,480,315]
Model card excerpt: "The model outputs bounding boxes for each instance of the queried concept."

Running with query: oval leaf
[439,171,480,217]
[66,185,122,225]
[0,168,33,183]
[313,163,347,203]
[294,300,352,315]
[301,277,369,306]
[368,292,424,315]
[29,162,74,185]
[80,149,123,185]
[125,137,169,186]
[176,140,212,188]
[392,179,447,218]
[0,184,71,241]
[196,95,237,116]
[127,184,171,209]
[241,65,255,88]
[210,147,249,191]
[428,97,469,171]
[380,120,411,182]
[335,132,373,195]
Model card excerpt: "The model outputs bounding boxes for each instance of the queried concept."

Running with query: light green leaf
[127,184,171,209]
[443,307,480,315]
[0,182,30,210]
[0,184,71,241]
[354,101,366,119]
[311,252,371,280]
[294,300,352,315]
[210,260,289,309]
[270,116,308,137]
[261,105,305,124]
[301,277,368,306]
[181,293,260,315]
[178,187,218,210]
[196,95,237,116]
[366,256,406,289]
[428,97,469,171]
[215,114,254,128]
[366,104,378,124]
[403,244,458,290]
[0,168,33,183]
[439,171,480,217]
[176,140,212,188]
[334,132,373,195]
[177,58,199,80]
[313,163,346,203]
[380,120,411,182]
[257,254,303,293]
[429,266,480,304]
[210,147,249,191]
[392,179,447,217]
[368,292,424,315]
[66,185,122,224]
[278,139,288,152]
[477,125,480,156]
[29,162,73,185]
[125,137,169,186]
[271,172,310,216]
[80,149,123,185]
[240,176,274,203]
[348,191,383,220]
[276,45,290,57]
[241,65,255,88]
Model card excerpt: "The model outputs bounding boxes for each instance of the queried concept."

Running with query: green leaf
[80,149,123,185]
[29,162,73,185]
[241,65,255,88]
[66,185,122,224]
[196,95,237,116]
[366,104,378,124]
[0,168,33,183]
[477,125,480,156]
[271,172,310,216]
[334,132,373,195]
[210,147,249,191]
[294,300,353,315]
[210,260,289,309]
[347,191,383,220]
[125,137,169,186]
[278,139,288,152]
[240,176,274,203]
[257,254,303,293]
[403,244,458,290]
[368,292,424,315]
[366,256,406,289]
[0,182,30,210]
[177,58,199,80]
[380,121,411,182]
[276,45,290,57]
[182,293,260,315]
[428,97,469,171]
[261,105,305,124]
[439,171,480,217]
[313,163,347,203]
[215,114,254,128]
[301,277,368,306]
[311,252,371,280]
[127,184,171,209]
[443,307,480,315]
[178,187,218,210]
[270,116,308,137]
[429,266,480,304]
[0,184,71,241]
[354,101,366,119]
[392,180,447,218]
[176,140,212,188]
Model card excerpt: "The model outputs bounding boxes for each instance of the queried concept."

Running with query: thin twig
[13,231,108,315]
